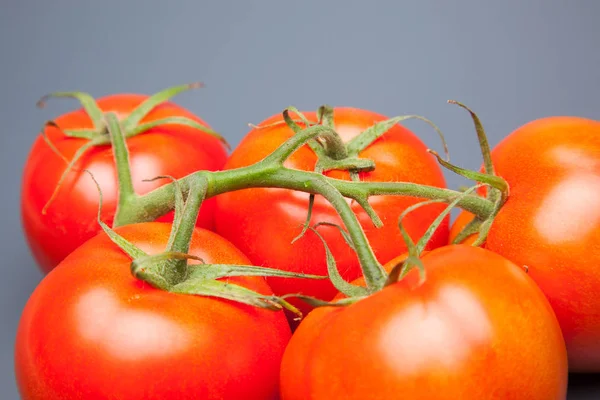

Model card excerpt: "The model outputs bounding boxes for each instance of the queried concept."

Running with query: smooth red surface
[280,245,568,400]
[15,223,291,400]
[21,94,228,273]
[214,107,448,315]
[484,116,600,371]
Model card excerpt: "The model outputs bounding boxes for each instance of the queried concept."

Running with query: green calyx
[88,168,325,317]
[443,101,510,246]
[39,83,229,215]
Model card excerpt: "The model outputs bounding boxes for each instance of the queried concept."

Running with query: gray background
[2,0,600,398]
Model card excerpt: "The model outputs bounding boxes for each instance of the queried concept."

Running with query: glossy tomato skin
[21,94,228,273]
[15,223,291,400]
[214,108,448,314]
[280,245,568,400]
[483,116,600,371]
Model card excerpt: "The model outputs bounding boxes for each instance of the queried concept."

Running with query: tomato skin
[214,107,448,314]
[280,245,568,400]
[449,210,479,245]
[15,223,291,400]
[21,94,228,273]
[480,116,600,371]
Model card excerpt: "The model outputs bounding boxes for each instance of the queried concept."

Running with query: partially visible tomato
[449,210,479,245]
[483,116,600,371]
[15,223,291,400]
[280,245,568,399]
[214,107,448,314]
[21,94,228,273]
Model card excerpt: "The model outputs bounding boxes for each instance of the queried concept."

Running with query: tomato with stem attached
[214,107,448,314]
[21,87,228,273]
[15,222,291,400]
[279,245,568,400]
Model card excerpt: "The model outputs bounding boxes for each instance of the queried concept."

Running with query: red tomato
[483,116,600,371]
[21,94,228,273]
[214,107,448,314]
[15,222,291,400]
[280,245,568,400]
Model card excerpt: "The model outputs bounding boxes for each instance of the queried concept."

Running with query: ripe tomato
[449,210,478,245]
[280,245,568,400]
[21,94,228,273]
[214,107,448,314]
[483,116,600,371]
[15,222,291,400]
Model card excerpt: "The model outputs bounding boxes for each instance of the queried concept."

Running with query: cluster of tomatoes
[14,88,600,399]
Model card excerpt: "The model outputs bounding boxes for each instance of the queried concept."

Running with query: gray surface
[2,1,600,398]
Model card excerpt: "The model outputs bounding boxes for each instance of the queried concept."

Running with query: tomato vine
[67,84,505,300]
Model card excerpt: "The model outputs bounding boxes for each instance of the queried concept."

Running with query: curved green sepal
[313,221,356,250]
[307,226,368,298]
[37,91,104,130]
[448,100,495,175]
[86,170,147,260]
[394,202,428,284]
[122,82,203,131]
[126,116,230,150]
[61,129,96,139]
[347,115,449,160]
[171,279,302,315]
[41,132,94,215]
[352,196,383,228]
[387,185,483,286]
[262,123,339,165]
[428,150,509,194]
[185,263,327,281]
[283,106,347,160]
[291,194,316,244]
[282,293,366,308]
[282,107,327,159]
[317,105,335,129]
[415,184,482,251]
[448,100,499,203]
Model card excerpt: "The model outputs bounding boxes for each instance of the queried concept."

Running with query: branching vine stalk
[104,114,497,292]
[41,83,508,309]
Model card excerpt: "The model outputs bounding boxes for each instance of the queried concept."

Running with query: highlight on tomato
[279,245,568,400]
[480,116,600,372]
[21,84,229,273]
[214,107,450,315]
[15,223,291,400]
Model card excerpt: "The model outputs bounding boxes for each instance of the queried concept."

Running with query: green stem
[167,176,207,281]
[107,106,494,293]
[116,168,495,294]
[332,179,493,218]
[119,166,493,226]
[261,123,344,166]
[279,173,386,291]
[105,113,137,226]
